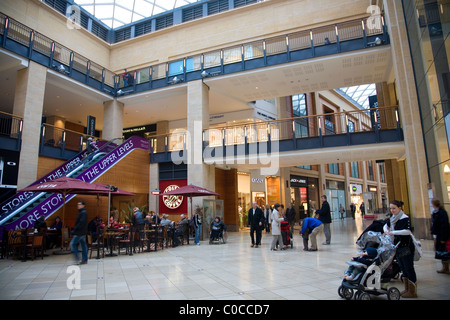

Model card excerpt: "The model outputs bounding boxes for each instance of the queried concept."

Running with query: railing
[39,123,96,153]
[0,11,388,97]
[0,111,23,139]
[0,12,116,94]
[148,106,400,156]
[120,15,387,90]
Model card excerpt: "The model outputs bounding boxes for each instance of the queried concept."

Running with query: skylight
[74,0,202,29]
[338,84,377,109]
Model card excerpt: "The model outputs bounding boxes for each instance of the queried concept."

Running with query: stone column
[13,61,47,189]
[149,163,159,213]
[187,80,215,216]
[384,0,431,238]
[103,99,124,141]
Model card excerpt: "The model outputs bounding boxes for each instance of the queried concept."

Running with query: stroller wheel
[358,292,371,300]
[387,287,401,300]
[340,287,353,300]
[338,285,344,298]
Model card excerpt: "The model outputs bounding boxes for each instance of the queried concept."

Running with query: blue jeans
[194,225,201,244]
[70,235,88,262]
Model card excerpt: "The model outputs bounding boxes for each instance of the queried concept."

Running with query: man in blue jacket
[299,217,324,251]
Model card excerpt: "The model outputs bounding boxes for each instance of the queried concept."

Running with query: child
[344,241,378,281]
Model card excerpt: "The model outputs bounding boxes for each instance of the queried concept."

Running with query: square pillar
[103,99,124,141]
[384,0,431,238]
[13,61,47,189]
[187,80,215,216]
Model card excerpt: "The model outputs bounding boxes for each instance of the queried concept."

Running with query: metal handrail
[148,106,400,152]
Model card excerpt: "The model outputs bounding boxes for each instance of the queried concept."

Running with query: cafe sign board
[162,185,183,209]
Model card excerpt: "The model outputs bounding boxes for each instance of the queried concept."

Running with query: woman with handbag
[270,203,284,251]
[431,199,450,274]
[383,200,417,298]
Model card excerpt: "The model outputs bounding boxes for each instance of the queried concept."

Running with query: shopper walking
[316,195,331,245]
[285,202,296,234]
[270,203,284,251]
[431,199,450,274]
[264,204,272,233]
[339,204,345,220]
[248,202,264,248]
[384,200,417,298]
[70,200,88,265]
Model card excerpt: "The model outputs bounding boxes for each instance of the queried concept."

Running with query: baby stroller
[280,221,293,248]
[209,223,227,244]
[338,231,401,300]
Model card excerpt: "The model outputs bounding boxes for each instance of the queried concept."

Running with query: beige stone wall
[0,0,110,68]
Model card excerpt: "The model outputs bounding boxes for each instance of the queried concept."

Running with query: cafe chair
[61,227,72,250]
[87,233,105,259]
[6,230,23,259]
[26,234,44,260]
[133,230,145,253]
[118,230,132,255]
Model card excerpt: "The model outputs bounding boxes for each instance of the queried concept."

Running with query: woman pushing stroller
[384,200,417,298]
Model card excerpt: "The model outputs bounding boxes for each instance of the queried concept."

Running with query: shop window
[292,94,309,138]
[367,160,374,181]
[328,163,339,175]
[379,163,386,183]
[351,162,359,178]
[348,120,355,132]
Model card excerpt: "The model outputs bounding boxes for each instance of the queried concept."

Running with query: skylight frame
[73,0,202,29]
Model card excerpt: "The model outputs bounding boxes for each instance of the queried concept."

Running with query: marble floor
[0,217,449,300]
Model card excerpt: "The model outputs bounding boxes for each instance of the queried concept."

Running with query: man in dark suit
[248,201,265,248]
[315,195,332,245]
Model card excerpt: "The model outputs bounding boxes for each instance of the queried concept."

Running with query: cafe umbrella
[160,184,219,219]
[18,177,133,254]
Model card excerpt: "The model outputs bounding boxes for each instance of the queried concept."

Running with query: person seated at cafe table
[48,216,62,248]
[150,211,161,225]
[172,214,189,246]
[34,215,47,232]
[108,216,120,229]
[160,214,174,227]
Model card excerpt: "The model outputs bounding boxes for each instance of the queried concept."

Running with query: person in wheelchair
[210,216,225,242]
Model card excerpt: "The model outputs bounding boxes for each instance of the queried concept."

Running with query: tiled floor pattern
[0,217,449,300]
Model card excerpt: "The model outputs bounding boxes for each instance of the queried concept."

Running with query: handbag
[410,233,422,261]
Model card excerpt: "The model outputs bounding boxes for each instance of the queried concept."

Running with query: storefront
[350,183,363,210]
[365,185,379,214]
[251,170,266,207]
[290,175,319,219]
[266,176,280,206]
[237,172,250,228]
[326,180,346,219]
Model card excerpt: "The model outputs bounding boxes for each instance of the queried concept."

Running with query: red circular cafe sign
[163,185,183,209]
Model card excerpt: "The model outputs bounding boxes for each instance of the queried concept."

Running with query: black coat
[248,207,265,229]
[316,201,331,224]
[285,207,296,223]
[431,208,450,244]
[72,208,88,236]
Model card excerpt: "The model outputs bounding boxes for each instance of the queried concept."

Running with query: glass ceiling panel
[74,0,202,29]
[339,84,377,109]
